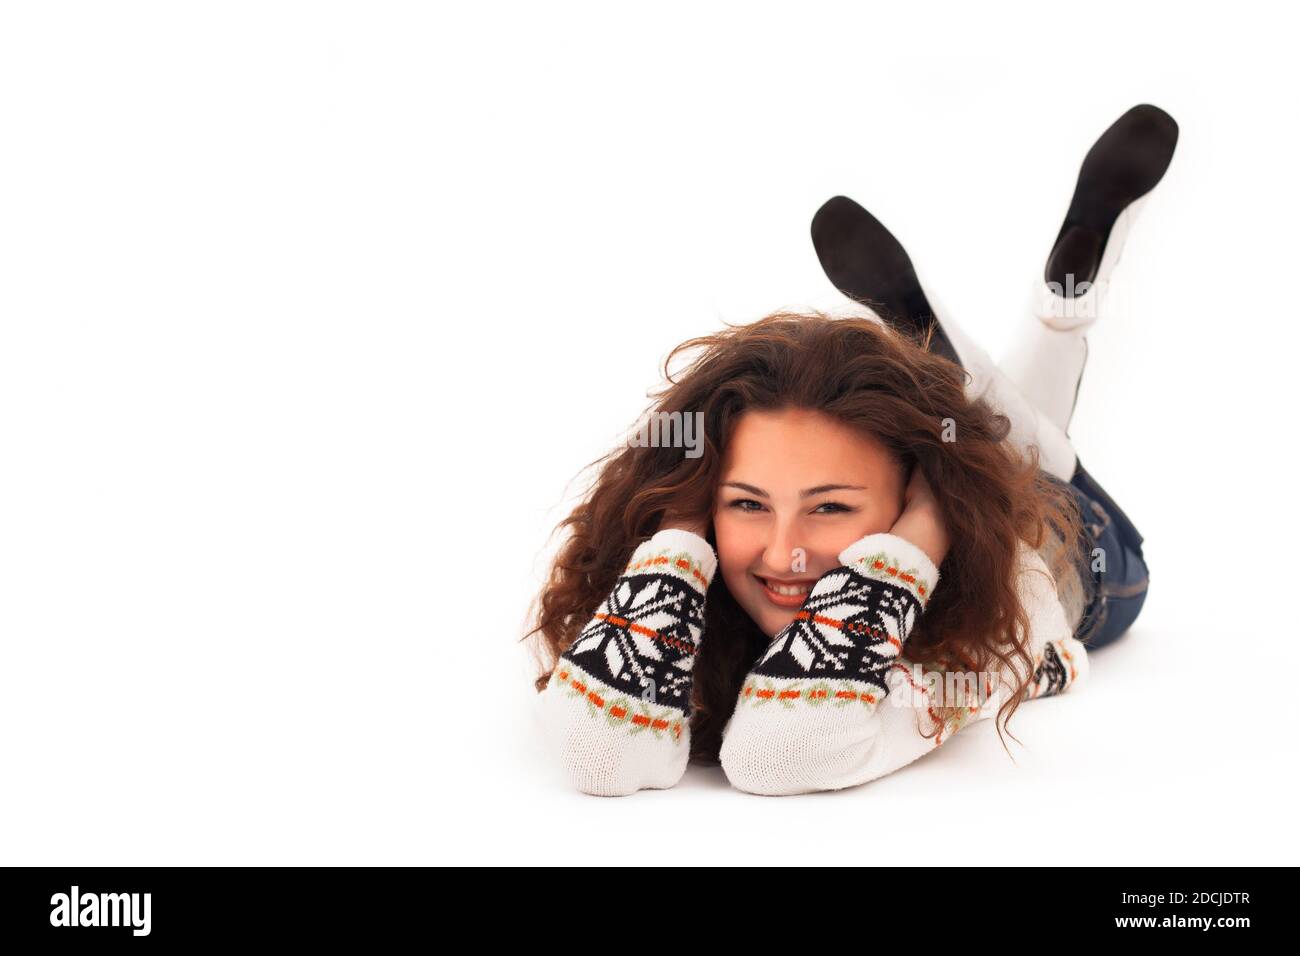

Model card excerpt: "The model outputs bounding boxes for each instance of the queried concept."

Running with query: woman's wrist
[887,512,948,568]
[657,509,709,539]
[888,468,950,568]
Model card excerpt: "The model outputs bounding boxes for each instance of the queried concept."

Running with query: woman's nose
[761,518,804,574]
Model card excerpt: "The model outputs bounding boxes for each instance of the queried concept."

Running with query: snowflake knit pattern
[540,529,717,796]
[538,528,1088,796]
[719,533,940,794]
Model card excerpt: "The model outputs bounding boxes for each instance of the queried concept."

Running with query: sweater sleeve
[1016,541,1091,702]
[719,534,1090,796]
[538,528,718,796]
[719,531,941,795]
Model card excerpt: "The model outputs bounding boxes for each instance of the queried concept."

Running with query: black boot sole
[811,195,963,368]
[1047,104,1179,292]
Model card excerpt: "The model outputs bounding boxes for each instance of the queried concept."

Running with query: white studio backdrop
[1,2,1296,865]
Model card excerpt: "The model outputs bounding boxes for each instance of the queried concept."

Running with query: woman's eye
[726,499,852,515]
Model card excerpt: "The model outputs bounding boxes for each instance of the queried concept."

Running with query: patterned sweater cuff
[837,532,940,607]
[625,528,718,596]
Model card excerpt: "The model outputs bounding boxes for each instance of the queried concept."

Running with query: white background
[2,2,1296,865]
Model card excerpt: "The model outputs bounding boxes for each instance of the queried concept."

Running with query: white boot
[1003,194,1151,432]
[810,193,1080,480]
[912,262,1080,482]
[1002,104,1179,433]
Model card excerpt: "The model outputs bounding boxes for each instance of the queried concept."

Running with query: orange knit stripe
[865,557,929,599]
[792,610,902,652]
[593,613,696,655]
[624,553,711,589]
[553,666,684,740]
[741,682,878,705]
[873,556,925,595]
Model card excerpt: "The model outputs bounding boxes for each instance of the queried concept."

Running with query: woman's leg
[950,305,1151,650]
[1067,463,1150,650]
[1000,316,1090,434]
[928,299,1081,482]
[809,197,1078,482]
[1001,105,1179,434]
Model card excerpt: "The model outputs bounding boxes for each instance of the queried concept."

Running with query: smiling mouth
[754,574,815,608]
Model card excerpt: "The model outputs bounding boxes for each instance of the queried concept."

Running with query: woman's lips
[754,574,814,608]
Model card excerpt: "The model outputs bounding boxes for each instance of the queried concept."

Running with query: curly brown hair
[522,309,1088,764]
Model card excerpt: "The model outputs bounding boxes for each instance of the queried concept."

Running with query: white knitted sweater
[537,527,1089,796]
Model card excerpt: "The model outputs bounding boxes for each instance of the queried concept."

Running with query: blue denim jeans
[1047,460,1150,651]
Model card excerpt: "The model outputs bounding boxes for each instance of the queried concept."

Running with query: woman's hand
[889,467,950,568]
[658,505,709,540]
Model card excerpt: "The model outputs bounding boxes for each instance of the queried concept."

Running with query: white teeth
[762,579,809,596]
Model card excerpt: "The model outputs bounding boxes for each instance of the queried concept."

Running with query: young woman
[527,104,1177,797]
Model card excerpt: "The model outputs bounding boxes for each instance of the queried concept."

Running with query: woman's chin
[756,607,798,639]
[734,589,800,639]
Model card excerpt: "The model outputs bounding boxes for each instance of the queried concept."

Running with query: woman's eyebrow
[721,481,867,498]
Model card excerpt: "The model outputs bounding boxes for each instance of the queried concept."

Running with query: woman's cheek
[712,513,747,570]
[852,509,895,543]
[805,515,886,559]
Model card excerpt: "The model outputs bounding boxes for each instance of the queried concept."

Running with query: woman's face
[712,407,908,640]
